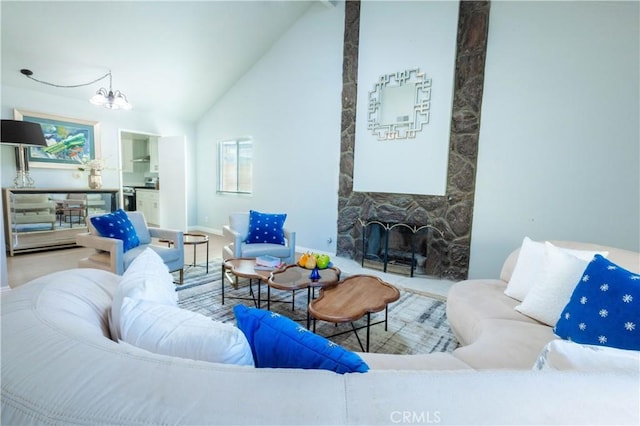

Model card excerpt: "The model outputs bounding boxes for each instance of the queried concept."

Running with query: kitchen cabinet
[149,137,159,172]
[122,138,149,173]
[3,188,118,256]
[135,189,159,226]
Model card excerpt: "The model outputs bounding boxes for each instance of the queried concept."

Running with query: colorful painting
[14,109,100,169]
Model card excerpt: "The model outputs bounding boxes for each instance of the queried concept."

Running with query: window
[218,138,253,194]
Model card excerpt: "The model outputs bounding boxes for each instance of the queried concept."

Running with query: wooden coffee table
[308,274,400,352]
[222,258,279,307]
[268,264,341,328]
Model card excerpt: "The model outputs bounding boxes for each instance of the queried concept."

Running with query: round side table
[184,233,209,273]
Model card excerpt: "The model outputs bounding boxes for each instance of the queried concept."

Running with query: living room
[1,2,639,424]
[1,1,638,287]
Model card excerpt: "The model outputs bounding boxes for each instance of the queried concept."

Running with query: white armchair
[76,211,185,283]
[222,212,295,264]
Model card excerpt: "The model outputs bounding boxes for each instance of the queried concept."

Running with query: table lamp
[1,119,48,188]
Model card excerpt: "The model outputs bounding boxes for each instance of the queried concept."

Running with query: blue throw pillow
[554,255,640,351]
[245,210,286,245]
[233,305,369,374]
[90,209,140,252]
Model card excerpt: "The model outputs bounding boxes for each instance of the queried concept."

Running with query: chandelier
[89,73,132,110]
[20,68,132,110]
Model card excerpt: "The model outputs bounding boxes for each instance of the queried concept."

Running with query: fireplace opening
[358,218,433,277]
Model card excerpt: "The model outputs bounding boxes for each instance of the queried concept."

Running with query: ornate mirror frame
[367,68,431,140]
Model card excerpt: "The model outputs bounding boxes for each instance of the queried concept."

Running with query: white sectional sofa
[1,241,639,425]
[447,240,640,370]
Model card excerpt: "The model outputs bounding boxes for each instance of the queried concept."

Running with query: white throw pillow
[504,237,545,301]
[534,339,640,372]
[504,237,609,302]
[120,297,254,366]
[514,242,605,326]
[109,248,177,341]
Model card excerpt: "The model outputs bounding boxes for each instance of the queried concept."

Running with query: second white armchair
[222,212,295,265]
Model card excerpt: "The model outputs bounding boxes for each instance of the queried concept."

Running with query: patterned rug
[174,261,459,355]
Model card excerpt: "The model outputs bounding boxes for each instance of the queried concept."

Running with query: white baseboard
[188,226,222,236]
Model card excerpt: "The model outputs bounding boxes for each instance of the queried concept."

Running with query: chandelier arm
[20,69,111,89]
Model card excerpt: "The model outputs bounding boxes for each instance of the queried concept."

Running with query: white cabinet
[122,138,149,173]
[135,189,159,226]
[149,138,159,173]
[121,138,134,173]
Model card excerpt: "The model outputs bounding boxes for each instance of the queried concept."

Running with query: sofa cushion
[109,248,177,341]
[233,305,369,374]
[503,237,546,301]
[90,209,140,252]
[245,210,286,245]
[120,298,254,366]
[446,279,541,346]
[239,242,292,258]
[451,318,556,369]
[534,339,640,372]
[554,255,640,351]
[515,243,595,326]
[504,237,607,302]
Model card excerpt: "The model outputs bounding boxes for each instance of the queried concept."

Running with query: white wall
[469,1,640,278]
[353,1,458,196]
[195,2,345,253]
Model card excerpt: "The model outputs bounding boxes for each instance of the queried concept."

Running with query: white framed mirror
[367,68,431,140]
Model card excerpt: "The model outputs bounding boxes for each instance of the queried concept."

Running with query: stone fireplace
[336,1,490,280]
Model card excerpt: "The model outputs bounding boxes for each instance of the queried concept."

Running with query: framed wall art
[14,109,101,169]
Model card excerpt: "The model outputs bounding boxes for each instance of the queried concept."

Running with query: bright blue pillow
[245,210,286,245]
[90,209,140,252]
[554,255,640,351]
[233,305,369,374]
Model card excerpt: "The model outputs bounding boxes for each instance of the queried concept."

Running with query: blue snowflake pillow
[90,209,140,252]
[554,255,640,351]
[245,210,286,245]
[233,305,369,374]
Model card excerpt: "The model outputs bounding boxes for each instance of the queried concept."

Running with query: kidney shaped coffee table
[268,264,341,328]
[222,258,276,307]
[308,274,400,352]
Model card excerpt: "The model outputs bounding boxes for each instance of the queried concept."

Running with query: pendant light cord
[20,69,111,89]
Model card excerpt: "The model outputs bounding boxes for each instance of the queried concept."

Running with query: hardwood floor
[6,232,226,289]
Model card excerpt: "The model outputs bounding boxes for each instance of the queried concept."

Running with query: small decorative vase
[88,169,102,189]
[309,267,321,281]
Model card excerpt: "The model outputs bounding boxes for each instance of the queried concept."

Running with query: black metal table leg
[267,285,271,311]
[257,279,261,308]
[366,312,371,352]
[350,322,365,352]
[385,305,389,331]
[221,265,225,305]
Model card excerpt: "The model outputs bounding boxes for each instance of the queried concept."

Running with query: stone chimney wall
[336,1,490,280]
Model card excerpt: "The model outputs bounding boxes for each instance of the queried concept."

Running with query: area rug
[174,261,459,355]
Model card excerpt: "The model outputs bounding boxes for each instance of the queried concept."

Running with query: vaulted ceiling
[1,1,317,122]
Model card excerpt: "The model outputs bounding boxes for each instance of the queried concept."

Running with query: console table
[357,218,443,277]
[3,188,118,256]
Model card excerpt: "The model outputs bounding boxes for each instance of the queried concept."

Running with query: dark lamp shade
[1,120,47,147]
